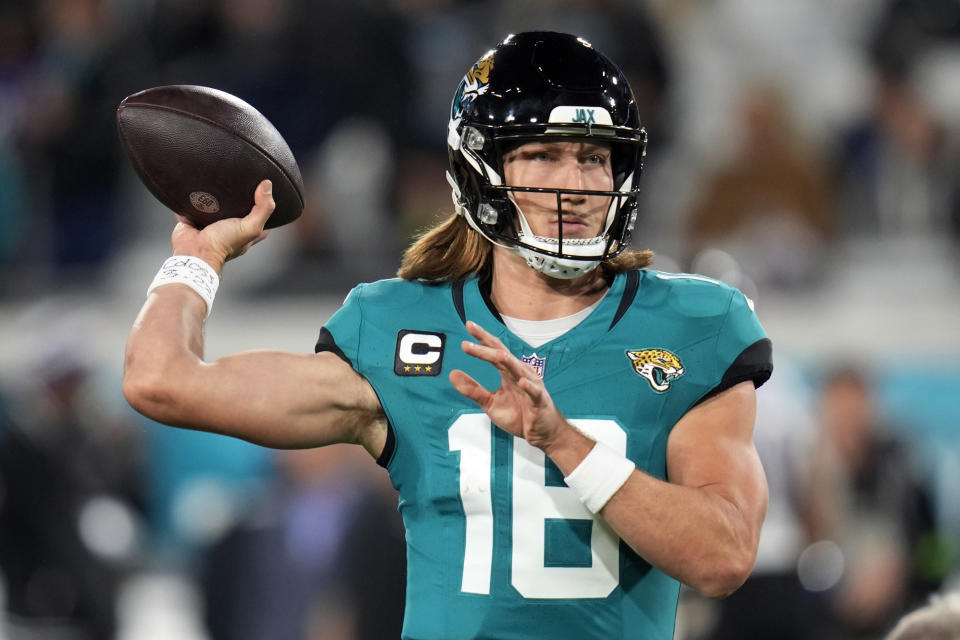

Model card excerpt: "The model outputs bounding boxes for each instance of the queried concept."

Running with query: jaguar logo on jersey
[395,330,446,377]
[626,349,685,392]
[520,353,546,378]
[451,52,494,120]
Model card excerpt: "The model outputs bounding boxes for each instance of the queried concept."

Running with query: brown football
[116,85,304,229]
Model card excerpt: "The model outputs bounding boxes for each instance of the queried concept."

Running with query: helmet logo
[467,55,493,86]
[451,53,494,120]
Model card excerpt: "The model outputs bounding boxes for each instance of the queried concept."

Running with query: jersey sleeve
[700,289,773,403]
[313,284,398,468]
[315,285,365,366]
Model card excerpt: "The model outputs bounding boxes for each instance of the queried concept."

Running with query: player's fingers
[462,333,536,382]
[462,323,533,380]
[245,180,275,231]
[449,370,492,406]
[518,377,546,405]
[461,340,526,382]
[498,349,538,383]
[465,321,508,351]
[461,339,499,363]
[170,220,198,245]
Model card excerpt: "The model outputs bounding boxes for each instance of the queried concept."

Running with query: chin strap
[511,195,606,278]
[515,246,602,279]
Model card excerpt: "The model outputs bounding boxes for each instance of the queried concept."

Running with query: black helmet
[447,31,647,278]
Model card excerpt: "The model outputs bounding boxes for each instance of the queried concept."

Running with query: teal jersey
[316,270,772,640]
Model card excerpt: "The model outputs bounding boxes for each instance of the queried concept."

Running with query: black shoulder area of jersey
[315,326,349,362]
[452,279,467,324]
[696,338,773,406]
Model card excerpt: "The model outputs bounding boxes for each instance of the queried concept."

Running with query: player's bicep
[172,349,384,450]
[666,381,768,526]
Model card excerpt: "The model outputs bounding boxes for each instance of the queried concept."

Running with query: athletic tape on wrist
[564,441,636,513]
[147,256,219,318]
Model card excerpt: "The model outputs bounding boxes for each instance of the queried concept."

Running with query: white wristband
[564,441,636,513]
[147,256,220,318]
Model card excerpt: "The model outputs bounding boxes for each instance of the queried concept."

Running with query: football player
[124,31,773,639]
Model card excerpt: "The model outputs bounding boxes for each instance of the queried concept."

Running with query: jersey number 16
[449,413,627,599]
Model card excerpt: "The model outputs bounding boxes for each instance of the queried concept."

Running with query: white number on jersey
[448,414,627,599]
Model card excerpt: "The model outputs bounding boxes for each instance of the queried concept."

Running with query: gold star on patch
[404,365,411,372]
[425,365,432,372]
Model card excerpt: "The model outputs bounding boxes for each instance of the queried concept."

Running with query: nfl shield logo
[521,353,547,378]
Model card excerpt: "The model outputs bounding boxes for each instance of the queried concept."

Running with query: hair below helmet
[447,31,647,278]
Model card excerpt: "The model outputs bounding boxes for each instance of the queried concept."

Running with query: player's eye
[583,152,608,165]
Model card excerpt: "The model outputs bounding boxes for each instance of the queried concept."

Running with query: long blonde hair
[397,213,653,282]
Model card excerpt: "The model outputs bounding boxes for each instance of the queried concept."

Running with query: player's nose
[554,155,586,196]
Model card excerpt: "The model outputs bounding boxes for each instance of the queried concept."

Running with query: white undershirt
[500,294,606,348]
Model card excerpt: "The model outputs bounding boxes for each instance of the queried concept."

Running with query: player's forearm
[543,425,759,598]
[600,470,760,598]
[123,285,208,424]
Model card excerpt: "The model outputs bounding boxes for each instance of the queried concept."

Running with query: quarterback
[124,32,773,639]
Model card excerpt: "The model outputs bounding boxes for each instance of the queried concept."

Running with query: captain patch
[395,330,446,376]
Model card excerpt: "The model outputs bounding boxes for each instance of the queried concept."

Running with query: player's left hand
[450,321,566,449]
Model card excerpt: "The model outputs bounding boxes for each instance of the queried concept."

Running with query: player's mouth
[551,215,591,236]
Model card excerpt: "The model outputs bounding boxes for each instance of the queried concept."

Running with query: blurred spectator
[301,117,400,287]
[802,365,937,639]
[837,0,960,241]
[159,0,330,159]
[337,462,407,640]
[0,345,145,639]
[200,445,404,640]
[9,0,157,292]
[838,71,958,240]
[685,84,836,289]
[163,0,415,291]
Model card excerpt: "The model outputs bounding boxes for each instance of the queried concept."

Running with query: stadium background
[0,0,958,638]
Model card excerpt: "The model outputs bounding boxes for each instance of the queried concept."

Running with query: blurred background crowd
[0,0,959,638]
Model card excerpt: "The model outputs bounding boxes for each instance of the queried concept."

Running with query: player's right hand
[170,179,275,274]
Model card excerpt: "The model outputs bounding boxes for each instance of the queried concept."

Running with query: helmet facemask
[449,123,645,279]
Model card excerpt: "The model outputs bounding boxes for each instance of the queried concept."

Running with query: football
[116,85,304,229]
